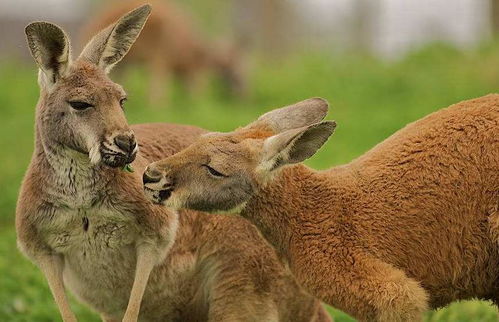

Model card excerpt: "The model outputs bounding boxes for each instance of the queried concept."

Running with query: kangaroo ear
[248,98,329,133]
[25,22,71,88]
[259,121,336,171]
[79,4,151,73]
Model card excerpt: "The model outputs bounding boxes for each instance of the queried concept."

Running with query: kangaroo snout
[143,165,175,204]
[114,134,137,154]
[100,132,138,168]
[143,167,162,184]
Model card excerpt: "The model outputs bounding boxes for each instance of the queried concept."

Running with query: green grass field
[1,43,498,321]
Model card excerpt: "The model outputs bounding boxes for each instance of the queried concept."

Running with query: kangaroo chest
[40,205,142,314]
[40,205,201,320]
[43,206,137,253]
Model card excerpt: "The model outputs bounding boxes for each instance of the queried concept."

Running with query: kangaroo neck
[241,164,352,262]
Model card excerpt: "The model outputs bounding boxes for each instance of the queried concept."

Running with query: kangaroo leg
[122,246,156,322]
[208,297,279,322]
[345,258,427,322]
[38,255,77,322]
[206,276,278,322]
[297,253,429,322]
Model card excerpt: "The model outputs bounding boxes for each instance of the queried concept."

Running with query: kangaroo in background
[17,5,330,322]
[80,0,246,106]
[144,96,499,321]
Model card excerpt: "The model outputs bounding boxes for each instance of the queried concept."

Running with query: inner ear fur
[261,121,336,171]
[249,97,330,133]
[25,22,71,86]
[79,4,151,73]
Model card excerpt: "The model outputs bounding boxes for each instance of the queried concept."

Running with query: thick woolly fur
[249,95,499,320]
[17,8,329,322]
[146,95,499,321]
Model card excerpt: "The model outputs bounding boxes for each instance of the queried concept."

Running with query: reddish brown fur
[145,95,499,321]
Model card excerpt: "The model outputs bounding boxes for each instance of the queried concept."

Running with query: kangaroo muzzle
[100,132,138,168]
[143,166,175,204]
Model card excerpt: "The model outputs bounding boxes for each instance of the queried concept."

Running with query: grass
[1,43,498,321]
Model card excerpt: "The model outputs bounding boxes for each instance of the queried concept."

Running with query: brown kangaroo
[17,6,330,322]
[144,96,499,321]
[80,0,246,105]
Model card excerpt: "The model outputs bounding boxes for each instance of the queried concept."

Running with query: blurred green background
[1,0,499,321]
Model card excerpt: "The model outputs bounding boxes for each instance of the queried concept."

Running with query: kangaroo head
[26,4,151,168]
[143,98,336,212]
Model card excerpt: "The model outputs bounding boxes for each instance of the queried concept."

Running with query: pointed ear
[79,4,151,73]
[25,22,71,88]
[259,121,336,171]
[249,97,329,133]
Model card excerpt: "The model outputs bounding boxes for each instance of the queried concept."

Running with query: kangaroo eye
[119,98,127,109]
[203,165,227,178]
[68,101,93,110]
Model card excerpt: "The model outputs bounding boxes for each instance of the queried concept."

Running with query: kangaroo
[80,0,246,105]
[17,7,330,322]
[143,96,499,321]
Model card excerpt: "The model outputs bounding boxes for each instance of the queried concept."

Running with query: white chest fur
[40,205,198,320]
[41,206,140,315]
[43,206,137,253]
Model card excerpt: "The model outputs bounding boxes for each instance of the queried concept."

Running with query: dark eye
[203,165,227,177]
[68,101,93,110]
[120,98,127,109]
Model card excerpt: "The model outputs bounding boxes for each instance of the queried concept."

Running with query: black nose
[143,168,162,184]
[114,135,137,154]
